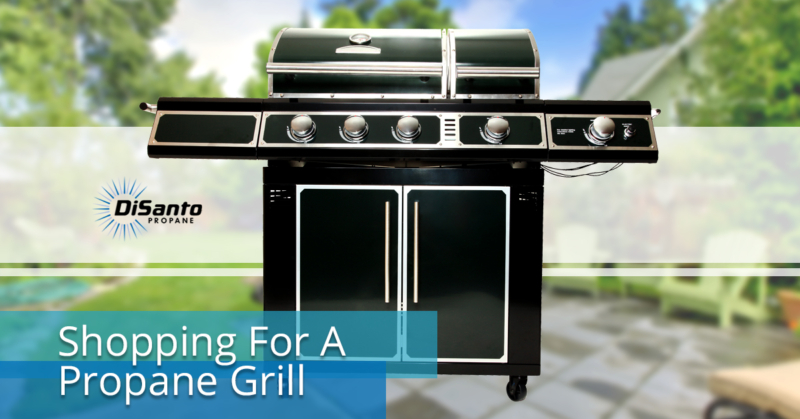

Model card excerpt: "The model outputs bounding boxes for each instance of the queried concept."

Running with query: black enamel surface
[298,188,400,311]
[459,115,543,146]
[405,189,507,360]
[273,75,443,95]
[262,114,441,145]
[273,29,443,64]
[454,30,536,68]
[263,167,544,376]
[154,114,257,144]
[455,78,537,96]
[550,117,653,147]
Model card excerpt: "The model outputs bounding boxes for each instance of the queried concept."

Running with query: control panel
[146,98,657,163]
[259,112,546,149]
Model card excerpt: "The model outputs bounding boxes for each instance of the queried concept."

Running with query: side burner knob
[585,116,615,146]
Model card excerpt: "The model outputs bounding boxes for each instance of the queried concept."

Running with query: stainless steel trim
[258,113,269,147]
[546,113,658,152]
[140,102,157,114]
[385,201,390,304]
[527,29,541,99]
[336,45,381,54]
[454,93,539,99]
[267,27,288,97]
[441,29,449,98]
[349,33,372,45]
[448,29,457,99]
[258,111,548,149]
[437,113,462,145]
[413,200,419,304]
[401,186,510,364]
[267,61,442,76]
[456,66,540,78]
[149,111,261,147]
[449,29,541,100]
[270,93,444,100]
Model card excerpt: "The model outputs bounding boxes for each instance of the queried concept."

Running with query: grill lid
[449,29,540,100]
[267,28,448,99]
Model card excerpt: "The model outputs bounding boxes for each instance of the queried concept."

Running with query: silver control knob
[481,116,511,144]
[287,114,316,143]
[585,116,615,146]
[339,115,369,143]
[624,125,636,140]
[392,116,421,143]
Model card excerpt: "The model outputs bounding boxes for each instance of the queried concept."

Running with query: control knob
[585,116,615,146]
[287,114,316,143]
[339,115,369,143]
[480,116,511,144]
[392,116,421,143]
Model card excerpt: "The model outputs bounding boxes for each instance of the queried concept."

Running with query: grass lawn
[70,276,261,311]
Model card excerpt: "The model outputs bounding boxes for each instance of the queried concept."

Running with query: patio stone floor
[387,292,800,419]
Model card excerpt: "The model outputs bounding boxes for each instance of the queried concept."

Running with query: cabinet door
[297,186,401,311]
[404,187,509,362]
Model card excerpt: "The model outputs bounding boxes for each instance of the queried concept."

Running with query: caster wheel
[506,376,528,402]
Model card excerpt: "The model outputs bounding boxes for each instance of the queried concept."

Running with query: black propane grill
[141,28,660,402]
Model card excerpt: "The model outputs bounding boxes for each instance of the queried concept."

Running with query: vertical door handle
[414,201,419,303]
[385,201,389,303]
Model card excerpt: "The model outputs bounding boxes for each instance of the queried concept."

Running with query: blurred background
[1,0,800,418]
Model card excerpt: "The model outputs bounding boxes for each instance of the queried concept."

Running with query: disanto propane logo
[94,179,203,240]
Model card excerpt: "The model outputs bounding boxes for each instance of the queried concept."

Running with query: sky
[151,0,704,99]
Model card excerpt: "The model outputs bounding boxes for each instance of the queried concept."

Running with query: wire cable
[541,162,623,178]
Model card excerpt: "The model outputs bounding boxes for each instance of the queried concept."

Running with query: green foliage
[243,0,455,98]
[688,0,800,126]
[679,0,800,258]
[322,0,379,22]
[0,0,222,127]
[71,276,261,311]
[580,0,689,93]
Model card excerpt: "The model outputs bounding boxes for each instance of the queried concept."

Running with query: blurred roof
[581,45,672,100]
[581,22,705,100]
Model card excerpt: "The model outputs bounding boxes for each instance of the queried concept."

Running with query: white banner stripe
[0,268,798,277]
[543,268,800,277]
[0,268,263,277]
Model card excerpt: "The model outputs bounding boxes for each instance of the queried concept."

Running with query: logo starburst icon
[94,179,148,240]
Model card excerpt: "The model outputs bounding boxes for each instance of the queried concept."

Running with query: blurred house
[581,23,705,127]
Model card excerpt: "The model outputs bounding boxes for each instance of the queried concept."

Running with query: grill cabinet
[141,27,661,402]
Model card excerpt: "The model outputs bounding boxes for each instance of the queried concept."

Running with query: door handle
[414,201,419,304]
[385,201,389,303]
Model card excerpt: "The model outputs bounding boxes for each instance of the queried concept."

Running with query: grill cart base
[263,164,543,400]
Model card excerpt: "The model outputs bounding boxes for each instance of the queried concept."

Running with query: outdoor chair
[544,224,602,297]
[705,360,800,419]
[619,263,664,298]
[658,230,770,328]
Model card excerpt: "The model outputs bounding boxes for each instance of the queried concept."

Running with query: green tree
[689,0,800,126]
[685,0,800,259]
[243,0,455,97]
[579,0,689,93]
[0,0,222,127]
[322,0,379,22]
